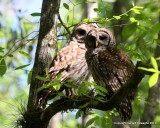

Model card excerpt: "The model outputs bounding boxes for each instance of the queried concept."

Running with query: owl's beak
[96,40,99,47]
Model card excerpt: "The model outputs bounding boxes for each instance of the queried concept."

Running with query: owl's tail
[116,98,132,121]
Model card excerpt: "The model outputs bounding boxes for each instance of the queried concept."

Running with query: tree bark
[23,0,60,128]
[112,0,132,43]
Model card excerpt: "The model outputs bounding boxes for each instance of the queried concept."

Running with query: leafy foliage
[138,57,160,87]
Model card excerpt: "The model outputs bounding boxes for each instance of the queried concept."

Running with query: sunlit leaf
[148,73,159,88]
[19,51,31,58]
[83,18,90,22]
[138,67,157,73]
[131,6,143,14]
[133,6,143,9]
[75,110,84,119]
[86,117,95,127]
[113,15,121,20]
[52,81,61,90]
[129,17,139,25]
[35,75,49,81]
[150,57,158,70]
[15,64,30,70]
[93,17,103,21]
[63,3,69,10]
[27,70,32,84]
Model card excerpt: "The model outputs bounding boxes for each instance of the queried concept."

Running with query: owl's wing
[97,48,135,121]
[49,42,86,82]
[97,48,135,93]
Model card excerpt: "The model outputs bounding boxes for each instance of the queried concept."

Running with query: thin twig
[3,31,38,58]
[58,14,71,35]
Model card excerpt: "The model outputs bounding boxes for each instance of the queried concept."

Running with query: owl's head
[85,28,116,50]
[70,23,98,43]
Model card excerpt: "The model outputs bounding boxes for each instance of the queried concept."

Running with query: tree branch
[40,61,146,124]
[58,14,71,35]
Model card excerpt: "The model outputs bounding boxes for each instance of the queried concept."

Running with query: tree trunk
[23,0,60,127]
[112,0,131,43]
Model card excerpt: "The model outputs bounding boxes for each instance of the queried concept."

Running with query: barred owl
[85,28,135,121]
[39,23,97,108]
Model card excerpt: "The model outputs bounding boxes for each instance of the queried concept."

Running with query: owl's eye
[99,35,107,41]
[77,29,86,36]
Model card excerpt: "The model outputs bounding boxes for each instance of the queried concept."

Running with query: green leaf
[129,17,139,24]
[93,8,99,12]
[131,6,143,14]
[148,73,159,88]
[19,51,31,58]
[27,70,32,84]
[150,57,158,70]
[36,83,52,93]
[94,83,108,94]
[86,117,95,127]
[138,67,157,73]
[83,18,90,22]
[15,64,30,70]
[0,57,7,77]
[64,79,75,88]
[57,92,65,96]
[8,54,13,57]
[35,75,49,81]
[67,15,69,22]
[133,6,143,9]
[79,103,89,109]
[36,85,45,93]
[36,83,51,93]
[113,15,121,20]
[52,81,61,90]
[77,82,88,96]
[122,23,137,40]
[156,57,160,61]
[63,3,69,10]
[75,110,84,119]
[0,47,4,53]
[31,12,41,16]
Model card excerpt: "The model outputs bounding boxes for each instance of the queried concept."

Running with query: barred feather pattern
[85,28,135,121]
[38,23,97,108]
